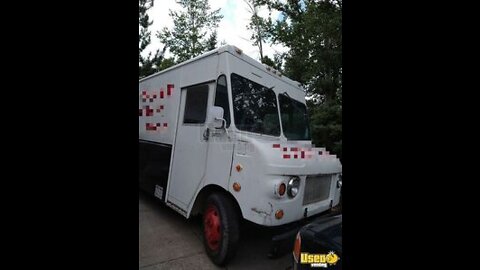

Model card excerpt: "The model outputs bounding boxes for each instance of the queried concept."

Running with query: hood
[238,135,342,176]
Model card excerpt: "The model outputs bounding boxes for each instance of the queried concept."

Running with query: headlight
[287,176,301,198]
[337,174,342,188]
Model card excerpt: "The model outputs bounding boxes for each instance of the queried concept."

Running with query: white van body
[139,45,342,227]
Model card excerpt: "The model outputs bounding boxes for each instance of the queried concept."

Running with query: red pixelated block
[146,123,157,131]
[167,84,174,96]
[294,154,298,159]
[283,147,288,152]
[156,123,161,127]
[273,144,280,148]
[291,147,298,152]
[156,105,164,113]
[301,151,305,159]
[138,109,143,116]
[142,90,146,95]
[283,154,291,159]
[145,106,154,116]
[153,94,157,98]
[160,91,164,99]
[163,123,168,127]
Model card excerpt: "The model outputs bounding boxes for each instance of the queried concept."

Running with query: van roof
[139,45,304,92]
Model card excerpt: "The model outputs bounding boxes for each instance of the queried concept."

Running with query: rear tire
[202,193,240,266]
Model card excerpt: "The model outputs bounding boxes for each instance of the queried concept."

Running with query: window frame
[182,83,210,125]
[213,74,231,128]
[230,72,281,137]
[278,93,311,141]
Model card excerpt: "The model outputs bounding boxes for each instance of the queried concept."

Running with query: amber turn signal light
[278,183,286,196]
[233,182,241,192]
[293,232,301,263]
[235,164,243,172]
[275,209,284,219]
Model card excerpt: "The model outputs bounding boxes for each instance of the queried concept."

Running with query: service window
[183,85,209,124]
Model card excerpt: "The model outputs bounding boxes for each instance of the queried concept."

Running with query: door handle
[203,128,210,141]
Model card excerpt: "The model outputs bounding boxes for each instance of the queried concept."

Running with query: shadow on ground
[139,192,293,270]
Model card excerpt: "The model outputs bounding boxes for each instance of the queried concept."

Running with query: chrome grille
[303,174,332,205]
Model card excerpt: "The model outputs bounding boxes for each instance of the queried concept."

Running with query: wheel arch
[189,184,243,218]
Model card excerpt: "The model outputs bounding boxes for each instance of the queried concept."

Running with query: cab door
[168,82,215,210]
[203,75,235,194]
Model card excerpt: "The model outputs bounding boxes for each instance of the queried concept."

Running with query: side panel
[139,140,171,202]
[139,70,179,145]
[139,54,220,210]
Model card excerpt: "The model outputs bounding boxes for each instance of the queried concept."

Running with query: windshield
[279,94,311,140]
[231,73,280,136]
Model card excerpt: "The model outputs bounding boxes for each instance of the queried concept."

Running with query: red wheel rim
[204,204,221,251]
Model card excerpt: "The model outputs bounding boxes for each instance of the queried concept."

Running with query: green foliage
[307,101,342,160]
[260,56,275,67]
[260,55,282,71]
[139,0,160,78]
[263,0,343,160]
[157,57,175,71]
[245,0,273,59]
[139,0,180,78]
[206,30,218,51]
[158,0,223,63]
[139,0,153,58]
[269,0,342,103]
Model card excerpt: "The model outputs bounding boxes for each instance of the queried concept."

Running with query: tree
[139,0,161,78]
[206,30,218,51]
[158,0,223,63]
[156,56,176,72]
[244,0,273,60]
[268,0,342,104]
[262,0,342,159]
[260,55,275,67]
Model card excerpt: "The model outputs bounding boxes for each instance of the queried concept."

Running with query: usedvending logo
[300,251,340,268]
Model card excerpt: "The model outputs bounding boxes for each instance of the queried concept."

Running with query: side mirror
[208,106,225,129]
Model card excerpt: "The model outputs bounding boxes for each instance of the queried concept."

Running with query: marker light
[293,232,302,263]
[278,183,286,196]
[234,47,243,55]
[233,182,241,192]
[235,164,243,172]
[275,210,284,219]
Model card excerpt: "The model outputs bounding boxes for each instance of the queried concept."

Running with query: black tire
[202,193,240,266]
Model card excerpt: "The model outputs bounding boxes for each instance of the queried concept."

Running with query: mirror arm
[214,117,229,137]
